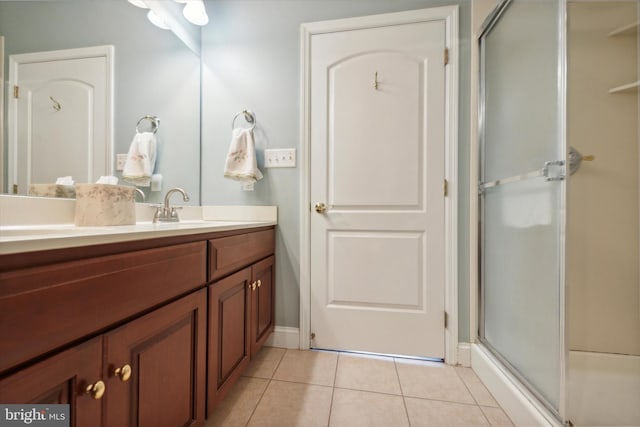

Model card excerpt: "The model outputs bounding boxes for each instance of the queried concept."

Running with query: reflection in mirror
[0,0,201,204]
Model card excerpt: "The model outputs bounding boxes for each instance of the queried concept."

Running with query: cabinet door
[104,289,206,427]
[251,256,275,356]
[207,267,251,415]
[0,337,104,427]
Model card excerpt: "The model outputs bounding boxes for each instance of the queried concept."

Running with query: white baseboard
[265,326,300,349]
[457,343,471,367]
[471,344,561,427]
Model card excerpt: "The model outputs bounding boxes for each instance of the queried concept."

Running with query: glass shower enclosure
[479,0,639,425]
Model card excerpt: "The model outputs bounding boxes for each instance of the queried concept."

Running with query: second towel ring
[232,110,256,131]
[136,115,160,134]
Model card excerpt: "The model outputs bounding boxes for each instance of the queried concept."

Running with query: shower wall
[567,1,639,425]
[567,0,639,357]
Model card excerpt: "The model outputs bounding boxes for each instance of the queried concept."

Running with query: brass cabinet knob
[314,203,327,214]
[257,280,262,288]
[251,281,257,291]
[114,364,132,382]
[85,380,106,400]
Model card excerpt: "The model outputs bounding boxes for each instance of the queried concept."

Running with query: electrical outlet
[264,148,296,168]
[116,154,128,171]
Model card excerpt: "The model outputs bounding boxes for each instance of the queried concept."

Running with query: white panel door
[310,20,446,358]
[10,47,112,194]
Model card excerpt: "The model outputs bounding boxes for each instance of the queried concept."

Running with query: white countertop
[0,196,277,255]
[0,220,276,255]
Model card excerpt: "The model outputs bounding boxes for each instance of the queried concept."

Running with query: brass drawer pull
[114,364,132,382]
[85,380,106,400]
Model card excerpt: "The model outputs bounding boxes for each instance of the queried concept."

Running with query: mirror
[0,0,201,204]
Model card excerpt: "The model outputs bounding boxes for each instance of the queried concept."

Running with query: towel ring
[232,110,256,131]
[136,115,160,134]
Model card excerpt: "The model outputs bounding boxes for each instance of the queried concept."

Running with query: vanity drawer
[208,229,274,281]
[0,241,206,375]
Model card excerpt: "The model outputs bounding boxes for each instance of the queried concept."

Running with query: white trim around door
[299,6,459,364]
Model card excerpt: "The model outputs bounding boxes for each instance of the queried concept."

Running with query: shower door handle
[479,159,566,194]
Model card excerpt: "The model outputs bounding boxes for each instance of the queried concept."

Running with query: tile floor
[205,347,514,427]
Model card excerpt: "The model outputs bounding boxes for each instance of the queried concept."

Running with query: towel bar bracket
[136,115,160,134]
[232,109,256,131]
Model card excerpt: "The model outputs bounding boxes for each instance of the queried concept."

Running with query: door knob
[314,203,327,214]
[113,364,132,382]
[85,380,106,400]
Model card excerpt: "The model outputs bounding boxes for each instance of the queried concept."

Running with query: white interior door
[309,18,447,358]
[9,46,113,194]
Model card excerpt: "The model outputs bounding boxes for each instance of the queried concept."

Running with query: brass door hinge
[13,85,19,98]
[444,48,449,66]
[444,311,448,329]
[443,179,448,197]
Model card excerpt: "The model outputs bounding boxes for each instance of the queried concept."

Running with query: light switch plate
[116,154,128,171]
[264,148,296,168]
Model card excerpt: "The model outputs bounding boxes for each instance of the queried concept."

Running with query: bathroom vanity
[0,204,276,426]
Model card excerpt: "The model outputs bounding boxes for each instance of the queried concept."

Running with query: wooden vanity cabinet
[207,268,252,413]
[0,226,276,425]
[0,290,206,427]
[0,241,208,427]
[250,256,276,357]
[104,288,206,427]
[0,337,103,426]
[207,232,275,415]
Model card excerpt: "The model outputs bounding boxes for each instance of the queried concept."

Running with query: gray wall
[0,0,200,204]
[201,0,472,341]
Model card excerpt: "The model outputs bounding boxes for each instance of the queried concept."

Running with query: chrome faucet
[153,188,190,223]
[134,188,146,202]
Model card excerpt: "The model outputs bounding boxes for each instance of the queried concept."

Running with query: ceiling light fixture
[176,0,209,26]
[147,10,170,30]
[127,0,148,9]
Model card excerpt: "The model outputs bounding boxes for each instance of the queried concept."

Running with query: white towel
[122,131,157,187]
[501,180,552,228]
[56,176,74,185]
[96,176,118,185]
[224,128,263,188]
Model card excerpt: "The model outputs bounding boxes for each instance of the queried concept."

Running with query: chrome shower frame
[477,0,569,422]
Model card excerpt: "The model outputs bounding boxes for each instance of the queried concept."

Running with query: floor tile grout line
[326,351,341,427]
[266,378,335,388]
[332,385,403,397]
[454,367,501,409]
[394,357,413,427]
[244,348,288,427]
[243,377,270,427]
[453,365,493,426]
[401,394,493,407]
